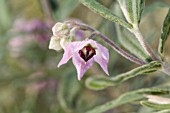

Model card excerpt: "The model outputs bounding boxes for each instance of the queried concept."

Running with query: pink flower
[58,39,109,80]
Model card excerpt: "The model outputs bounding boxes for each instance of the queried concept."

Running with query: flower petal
[66,40,90,53]
[57,41,88,67]
[57,45,72,67]
[94,42,109,75]
[49,36,62,51]
[72,52,94,80]
[58,39,109,79]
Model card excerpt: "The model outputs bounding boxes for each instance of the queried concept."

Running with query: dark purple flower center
[78,45,96,62]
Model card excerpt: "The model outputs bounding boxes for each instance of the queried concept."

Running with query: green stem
[131,27,160,61]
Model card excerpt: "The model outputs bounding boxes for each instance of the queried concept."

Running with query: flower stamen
[79,45,96,62]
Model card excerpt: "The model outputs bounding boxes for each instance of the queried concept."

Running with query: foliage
[0,0,170,113]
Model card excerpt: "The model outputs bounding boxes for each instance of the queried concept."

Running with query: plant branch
[67,21,146,65]
[131,27,160,61]
[95,32,146,65]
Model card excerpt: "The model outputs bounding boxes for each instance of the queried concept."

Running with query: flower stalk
[68,21,146,65]
[93,32,146,65]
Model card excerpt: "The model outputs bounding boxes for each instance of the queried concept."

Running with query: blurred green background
[0,0,170,113]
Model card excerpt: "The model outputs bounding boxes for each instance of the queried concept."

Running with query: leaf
[114,3,150,62]
[85,87,170,113]
[86,61,161,90]
[118,28,151,62]
[54,0,79,20]
[79,0,132,29]
[57,69,81,111]
[117,0,145,25]
[158,9,170,57]
[0,0,11,32]
[137,0,145,23]
[143,1,170,16]
[85,76,113,90]
[153,109,170,113]
[114,4,149,62]
[141,101,170,110]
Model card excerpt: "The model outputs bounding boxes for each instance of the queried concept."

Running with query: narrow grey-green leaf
[117,0,132,23]
[54,0,79,20]
[158,9,170,56]
[110,61,161,82]
[57,70,80,111]
[141,101,170,110]
[154,109,170,113]
[114,3,150,62]
[143,1,170,16]
[137,0,145,23]
[86,87,170,113]
[79,0,132,29]
[116,25,150,62]
[85,76,113,90]
[127,0,134,23]
[0,0,11,32]
[86,61,161,90]
[117,0,145,25]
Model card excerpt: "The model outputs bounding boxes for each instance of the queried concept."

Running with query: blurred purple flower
[24,19,49,32]
[12,19,51,43]
[26,71,58,94]
[8,36,32,57]
[13,19,49,32]
[58,39,109,80]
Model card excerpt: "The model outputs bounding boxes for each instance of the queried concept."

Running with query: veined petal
[58,40,90,67]
[58,39,109,80]
[65,40,91,52]
[94,42,109,75]
[49,36,62,51]
[72,52,94,80]
[57,45,72,67]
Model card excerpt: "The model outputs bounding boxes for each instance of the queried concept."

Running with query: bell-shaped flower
[58,39,109,80]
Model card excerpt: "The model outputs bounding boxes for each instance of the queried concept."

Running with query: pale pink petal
[57,45,72,67]
[58,41,90,67]
[68,40,90,51]
[72,52,94,80]
[94,43,109,75]
[83,40,109,75]
[58,39,109,80]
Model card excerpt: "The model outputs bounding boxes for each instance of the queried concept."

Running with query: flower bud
[49,21,85,51]
[52,22,70,38]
